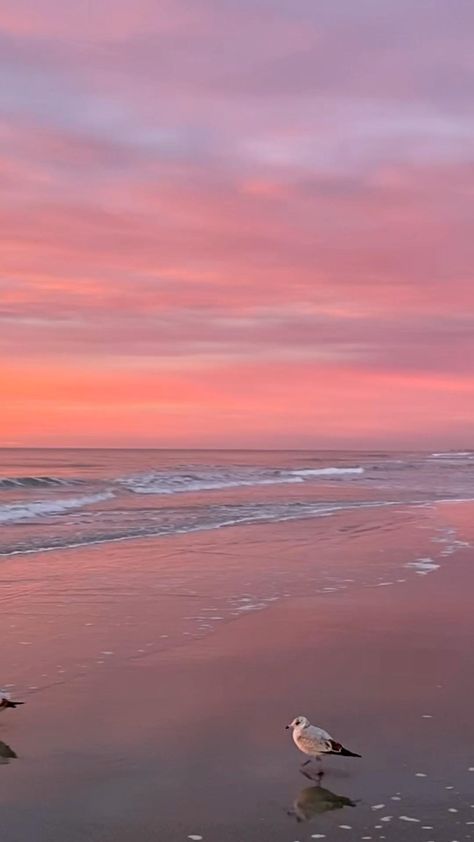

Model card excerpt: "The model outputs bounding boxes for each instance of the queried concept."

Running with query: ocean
[1,448,473,557]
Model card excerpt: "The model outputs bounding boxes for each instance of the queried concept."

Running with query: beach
[3,0,473,836]
[2,453,474,841]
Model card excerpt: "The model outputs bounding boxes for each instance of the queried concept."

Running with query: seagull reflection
[0,741,17,766]
[288,782,357,822]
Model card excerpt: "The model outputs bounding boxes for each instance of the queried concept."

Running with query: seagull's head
[286,715,309,731]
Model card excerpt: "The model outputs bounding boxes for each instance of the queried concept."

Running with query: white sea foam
[431,451,473,458]
[123,475,305,494]
[289,467,364,477]
[406,558,440,575]
[0,491,115,524]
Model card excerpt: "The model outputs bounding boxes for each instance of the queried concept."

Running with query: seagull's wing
[297,725,333,754]
[309,724,333,741]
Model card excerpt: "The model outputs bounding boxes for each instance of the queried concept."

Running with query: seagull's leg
[315,756,324,781]
[300,758,312,767]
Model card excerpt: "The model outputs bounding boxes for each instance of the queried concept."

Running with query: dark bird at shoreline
[0,690,24,712]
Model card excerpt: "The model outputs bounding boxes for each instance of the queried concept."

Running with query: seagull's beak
[285,724,290,730]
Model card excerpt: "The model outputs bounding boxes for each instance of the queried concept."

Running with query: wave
[0,475,82,490]
[122,475,305,494]
[289,467,364,477]
[0,491,471,557]
[119,465,364,495]
[0,498,397,557]
[0,491,115,524]
[430,451,473,458]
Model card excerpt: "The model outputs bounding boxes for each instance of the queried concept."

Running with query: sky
[1,0,473,448]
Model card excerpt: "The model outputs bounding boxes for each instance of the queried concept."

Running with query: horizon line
[0,446,466,453]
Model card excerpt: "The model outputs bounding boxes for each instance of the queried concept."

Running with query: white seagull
[286,715,361,772]
[0,689,24,713]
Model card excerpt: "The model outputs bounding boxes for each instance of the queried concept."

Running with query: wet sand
[1,503,474,841]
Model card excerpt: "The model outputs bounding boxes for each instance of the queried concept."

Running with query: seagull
[286,715,361,774]
[0,689,24,713]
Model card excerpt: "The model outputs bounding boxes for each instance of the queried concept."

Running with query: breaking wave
[0,475,83,490]
[119,465,364,495]
[289,467,364,477]
[0,491,115,524]
[0,498,396,556]
[430,451,474,459]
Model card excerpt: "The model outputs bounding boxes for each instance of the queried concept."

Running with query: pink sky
[1,0,473,447]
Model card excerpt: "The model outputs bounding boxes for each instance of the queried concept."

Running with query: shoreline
[1,501,473,695]
[1,502,474,840]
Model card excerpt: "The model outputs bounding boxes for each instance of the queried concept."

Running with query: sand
[1,502,474,841]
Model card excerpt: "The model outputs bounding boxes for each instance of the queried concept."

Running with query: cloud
[0,0,473,444]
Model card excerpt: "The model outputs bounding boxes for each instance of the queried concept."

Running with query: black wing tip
[328,741,361,757]
[342,748,361,758]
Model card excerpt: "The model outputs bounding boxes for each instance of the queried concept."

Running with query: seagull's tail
[338,747,361,758]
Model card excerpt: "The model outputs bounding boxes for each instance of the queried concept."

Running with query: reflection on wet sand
[288,782,357,822]
[0,741,17,766]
